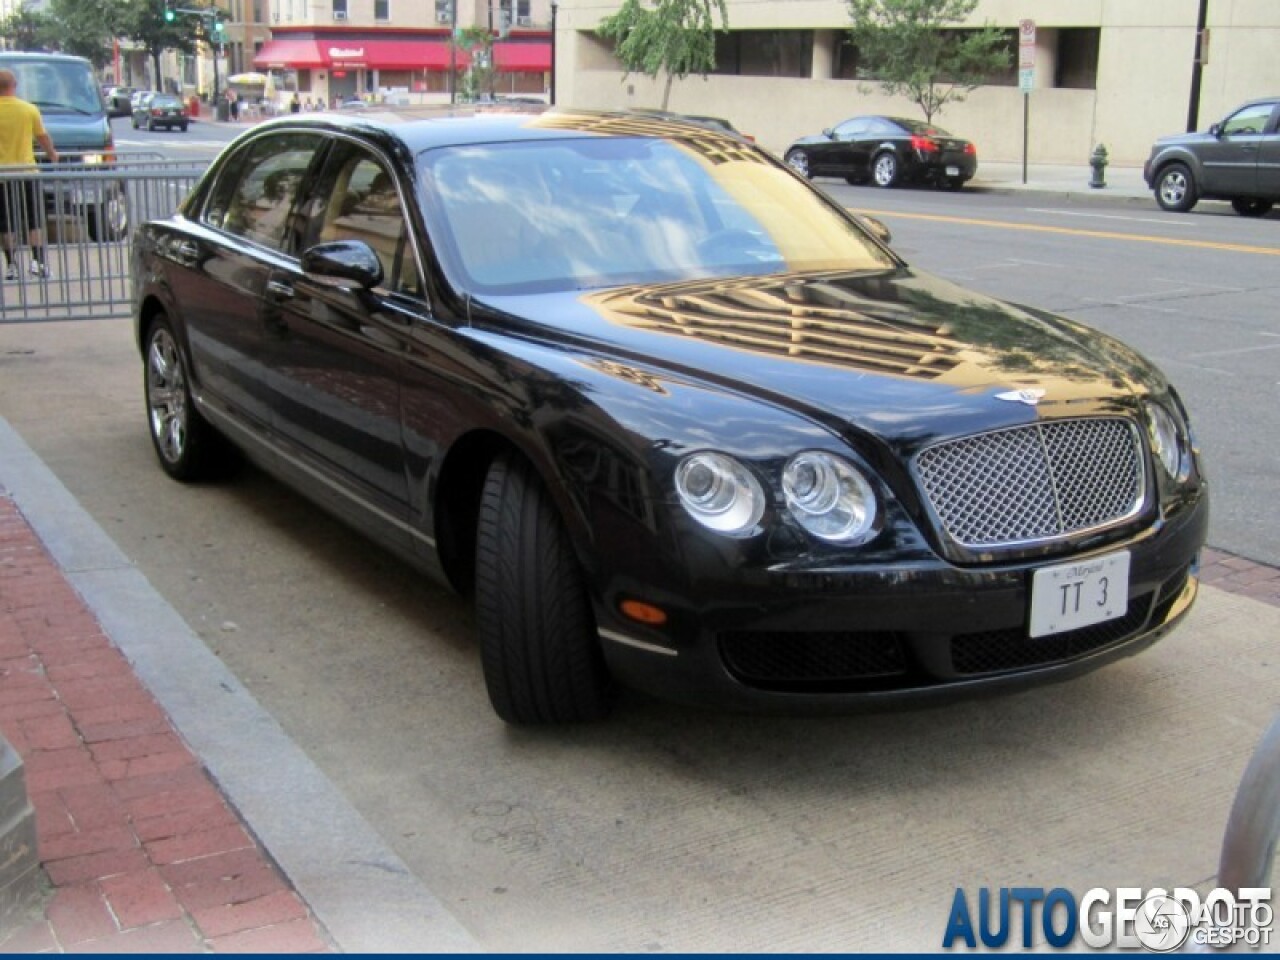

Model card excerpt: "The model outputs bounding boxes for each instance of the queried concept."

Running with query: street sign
[1019,67,1035,92]
[1018,19,1036,79]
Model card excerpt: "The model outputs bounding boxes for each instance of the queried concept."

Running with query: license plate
[1028,551,1130,638]
[945,165,961,176]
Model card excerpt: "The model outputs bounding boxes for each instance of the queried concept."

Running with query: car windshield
[151,95,181,107]
[419,136,895,295]
[0,60,101,115]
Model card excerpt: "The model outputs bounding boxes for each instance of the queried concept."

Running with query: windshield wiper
[29,100,95,115]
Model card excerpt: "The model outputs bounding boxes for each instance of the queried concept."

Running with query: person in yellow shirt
[0,68,59,280]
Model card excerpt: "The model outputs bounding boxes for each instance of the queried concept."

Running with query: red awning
[493,42,551,72]
[253,38,326,70]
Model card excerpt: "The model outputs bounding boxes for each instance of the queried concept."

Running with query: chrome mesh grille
[915,418,1144,547]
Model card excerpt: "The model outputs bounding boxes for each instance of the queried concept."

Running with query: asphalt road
[1,170,1277,950]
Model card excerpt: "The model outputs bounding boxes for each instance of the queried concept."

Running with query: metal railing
[1,154,205,323]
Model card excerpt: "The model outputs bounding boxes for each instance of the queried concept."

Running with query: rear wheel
[872,151,901,188]
[1231,197,1273,217]
[1155,162,1198,212]
[784,149,810,179]
[86,188,128,242]
[475,452,613,724]
[143,316,227,482]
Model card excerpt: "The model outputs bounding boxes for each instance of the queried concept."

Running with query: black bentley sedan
[131,107,1206,724]
[785,115,977,189]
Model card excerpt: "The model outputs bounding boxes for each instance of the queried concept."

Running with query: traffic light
[211,16,224,35]
[164,3,175,21]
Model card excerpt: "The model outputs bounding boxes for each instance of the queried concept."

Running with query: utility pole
[1186,0,1209,132]
[449,0,457,105]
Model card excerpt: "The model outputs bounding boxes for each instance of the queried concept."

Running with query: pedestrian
[0,68,58,280]
[290,93,300,114]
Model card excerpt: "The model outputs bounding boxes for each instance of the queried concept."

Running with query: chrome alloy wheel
[873,153,899,187]
[1158,169,1189,208]
[147,328,188,465]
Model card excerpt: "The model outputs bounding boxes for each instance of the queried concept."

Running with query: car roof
[242,106,750,155]
[0,51,94,66]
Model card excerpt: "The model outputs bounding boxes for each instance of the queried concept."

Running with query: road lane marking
[1027,207,1195,227]
[853,208,1280,257]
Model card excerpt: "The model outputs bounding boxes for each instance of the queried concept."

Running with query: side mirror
[853,213,892,245]
[301,240,383,289]
[822,127,834,139]
[1209,122,1222,137]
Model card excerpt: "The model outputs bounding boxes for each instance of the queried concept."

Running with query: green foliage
[846,0,1010,122]
[597,0,728,110]
[451,25,496,102]
[48,0,128,66]
[0,8,62,51]
[121,0,199,59]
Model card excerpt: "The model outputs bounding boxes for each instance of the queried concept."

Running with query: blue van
[0,51,127,239]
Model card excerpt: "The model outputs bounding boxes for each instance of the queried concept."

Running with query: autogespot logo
[942,886,1274,951]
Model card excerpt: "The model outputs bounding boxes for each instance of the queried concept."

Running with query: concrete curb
[0,416,480,953]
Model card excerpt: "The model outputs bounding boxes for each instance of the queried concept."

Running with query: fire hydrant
[1089,144,1109,189]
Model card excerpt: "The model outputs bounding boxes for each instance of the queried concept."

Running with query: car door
[175,131,327,437]
[818,117,870,177]
[1254,103,1280,197]
[1200,101,1274,195]
[257,138,418,545]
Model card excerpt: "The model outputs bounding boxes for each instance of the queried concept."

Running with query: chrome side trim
[194,394,437,550]
[598,628,679,657]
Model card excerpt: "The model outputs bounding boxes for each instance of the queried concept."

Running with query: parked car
[1143,96,1280,216]
[104,85,136,118]
[131,108,1207,724]
[0,51,127,241]
[132,92,188,131]
[785,115,977,189]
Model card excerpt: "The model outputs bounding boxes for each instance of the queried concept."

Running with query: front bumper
[594,486,1207,713]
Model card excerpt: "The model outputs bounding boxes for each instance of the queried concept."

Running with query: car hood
[473,268,1165,446]
[1151,131,1217,150]
[40,114,111,151]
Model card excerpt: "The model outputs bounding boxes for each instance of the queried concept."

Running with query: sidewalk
[0,496,331,953]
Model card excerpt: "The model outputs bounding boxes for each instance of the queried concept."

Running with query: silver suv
[1143,97,1279,216]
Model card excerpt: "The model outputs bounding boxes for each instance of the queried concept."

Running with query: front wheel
[1155,163,1198,212]
[1231,197,1273,217]
[144,316,227,482]
[475,453,613,724]
[86,188,128,242]
[784,149,810,179]
[872,151,901,188]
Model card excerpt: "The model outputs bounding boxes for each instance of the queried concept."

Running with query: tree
[48,0,128,66]
[846,0,1010,123]
[597,0,728,111]
[0,8,61,51]
[451,25,496,102]
[119,0,199,93]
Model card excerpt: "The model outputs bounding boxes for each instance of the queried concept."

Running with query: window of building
[332,0,347,19]
[711,31,813,78]
[1055,28,1100,90]
[375,0,389,21]
[516,0,530,23]
[435,0,452,24]
[834,29,1015,85]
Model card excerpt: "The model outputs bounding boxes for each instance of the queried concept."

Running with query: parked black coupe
[785,115,978,189]
[132,108,1206,724]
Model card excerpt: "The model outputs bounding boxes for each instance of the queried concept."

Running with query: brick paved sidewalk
[0,496,330,953]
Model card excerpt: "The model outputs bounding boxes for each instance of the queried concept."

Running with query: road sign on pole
[1019,19,1035,184]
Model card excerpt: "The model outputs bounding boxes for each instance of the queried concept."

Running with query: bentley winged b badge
[995,388,1047,406]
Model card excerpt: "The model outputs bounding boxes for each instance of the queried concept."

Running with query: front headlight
[1147,402,1186,479]
[81,154,106,165]
[674,452,765,537]
[782,451,878,543]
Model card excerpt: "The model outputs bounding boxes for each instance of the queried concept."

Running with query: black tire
[1231,197,1273,217]
[146,117,155,131]
[1155,162,1198,212]
[143,315,227,482]
[179,122,189,132]
[872,151,901,188]
[784,149,811,179]
[86,188,129,242]
[475,452,613,724]
[131,115,138,129]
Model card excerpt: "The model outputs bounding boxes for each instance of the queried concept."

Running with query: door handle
[266,279,295,299]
